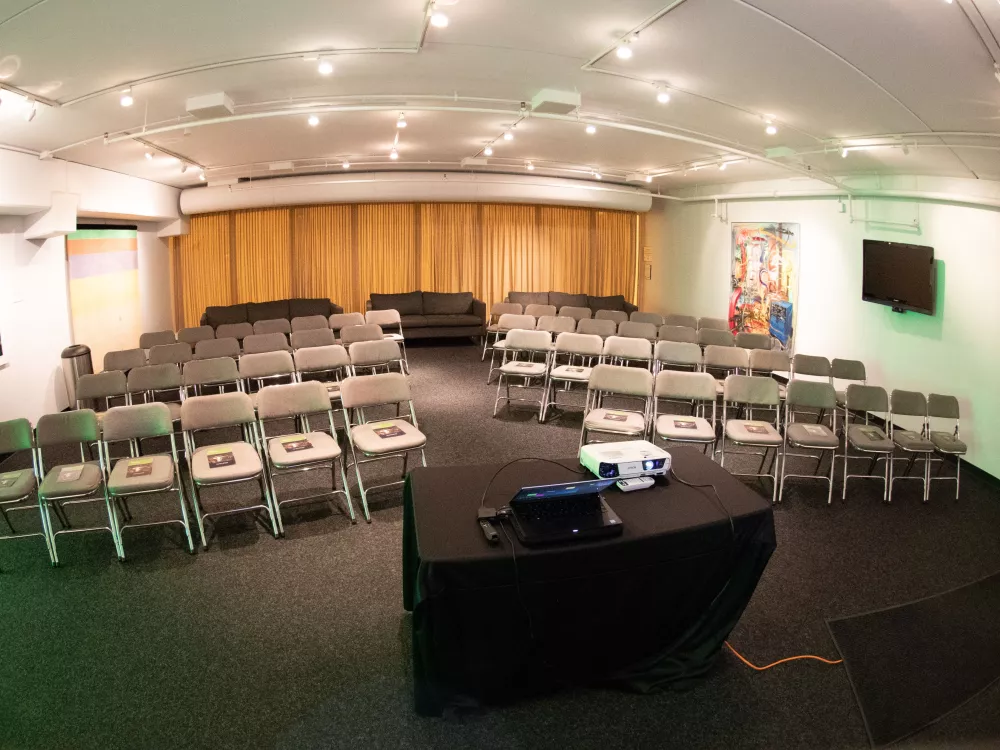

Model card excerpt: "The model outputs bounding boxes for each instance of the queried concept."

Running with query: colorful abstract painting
[730,223,799,349]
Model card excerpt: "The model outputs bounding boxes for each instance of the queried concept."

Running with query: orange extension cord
[724,641,843,671]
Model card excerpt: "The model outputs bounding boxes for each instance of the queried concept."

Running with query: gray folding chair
[100,403,194,558]
[579,364,652,448]
[698,317,729,331]
[126,363,183,427]
[366,309,408,372]
[749,349,791,406]
[488,313,536,383]
[663,314,698,329]
[35,410,120,563]
[294,345,351,406]
[253,318,292,336]
[654,341,702,374]
[291,315,330,332]
[195,337,240,360]
[76,371,128,420]
[139,330,176,349]
[721,375,782,504]
[577,318,617,338]
[832,358,866,411]
[340,373,427,522]
[183,357,243,398]
[104,348,146,373]
[594,309,628,325]
[291,328,337,351]
[148,342,193,366]
[558,306,592,322]
[927,394,966,499]
[482,302,524,361]
[256,381,354,532]
[216,322,254,341]
[180,392,277,548]
[178,326,215,346]
[703,345,749,398]
[535,316,576,337]
[779,380,839,505]
[239,351,296,402]
[340,324,384,347]
[242,333,291,355]
[329,313,366,339]
[736,332,772,351]
[541,332,604,422]
[791,354,832,382]
[889,390,935,503]
[603,335,653,370]
[698,328,735,348]
[652,371,717,455]
[617,321,657,341]
[841,385,895,503]
[0,418,52,562]
[657,325,698,344]
[349,339,406,376]
[494,329,552,419]
[524,303,557,318]
[630,311,663,326]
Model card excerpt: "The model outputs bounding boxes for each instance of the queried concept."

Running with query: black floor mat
[828,571,1000,747]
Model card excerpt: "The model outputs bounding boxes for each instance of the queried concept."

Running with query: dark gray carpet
[2,339,999,750]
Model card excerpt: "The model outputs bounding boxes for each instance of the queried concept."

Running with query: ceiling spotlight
[593,170,602,180]
[719,162,727,171]
[317,59,334,76]
[503,131,513,141]
[645,175,653,183]
[656,90,671,104]
[483,145,493,156]
[841,147,849,158]
[616,43,633,60]
[389,148,399,160]
[430,11,449,27]
[526,161,535,171]
[902,144,910,156]
[765,124,777,135]
[629,33,640,43]
[397,112,407,128]
[120,87,134,107]
[342,160,351,169]
[308,115,319,127]
[585,124,597,135]
[180,164,188,174]
[945,0,953,4]
[24,98,36,122]
[198,171,206,181]
[144,151,153,161]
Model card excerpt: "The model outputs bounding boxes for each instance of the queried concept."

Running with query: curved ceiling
[2,0,1000,191]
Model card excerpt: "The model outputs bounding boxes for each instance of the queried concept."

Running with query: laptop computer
[508,478,623,546]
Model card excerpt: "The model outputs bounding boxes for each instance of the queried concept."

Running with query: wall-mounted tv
[862,239,936,315]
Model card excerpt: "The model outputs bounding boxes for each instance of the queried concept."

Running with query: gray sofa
[505,291,638,315]
[366,291,486,340]
[200,298,343,328]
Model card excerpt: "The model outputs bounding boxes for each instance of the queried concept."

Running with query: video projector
[579,440,671,480]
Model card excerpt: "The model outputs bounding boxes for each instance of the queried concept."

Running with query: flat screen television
[862,239,936,315]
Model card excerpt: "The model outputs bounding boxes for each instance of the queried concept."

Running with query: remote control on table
[616,476,655,492]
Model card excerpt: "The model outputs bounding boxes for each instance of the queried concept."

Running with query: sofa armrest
[472,298,487,322]
[200,313,209,326]
[330,302,344,315]
[624,300,639,315]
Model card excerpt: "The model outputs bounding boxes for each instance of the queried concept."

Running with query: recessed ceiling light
[645,174,653,183]
[841,147,849,158]
[199,171,206,181]
[719,162,727,171]
[765,124,777,135]
[593,170,602,180]
[945,0,953,4]
[389,148,399,160]
[629,33,640,43]
[317,59,334,76]
[308,115,319,127]
[585,124,597,135]
[656,90,671,104]
[342,160,351,169]
[526,161,535,171]
[616,43,633,60]
[483,145,493,156]
[503,131,513,141]
[397,112,407,128]
[430,11,449,27]
[120,87,134,107]
[144,151,153,161]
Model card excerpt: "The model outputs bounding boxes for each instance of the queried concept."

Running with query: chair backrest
[890,389,927,418]
[723,375,779,406]
[76,371,127,402]
[242,333,291,355]
[736,332,772,351]
[655,370,717,401]
[748,349,789,374]
[195,337,240,360]
[617,321,657,340]
[576,318,617,337]
[180,392,256,432]
[663,313,698,329]
[291,328,337,350]
[588,364,653,397]
[253,318,291,336]
[496,313,535,331]
[35,409,99,448]
[329,312,366,332]
[178,326,215,345]
[294,344,350,373]
[148,342,193,366]
[594,309,628,324]
[127,363,181,394]
[629,311,663,326]
[704,345,748,371]
[349,339,403,367]
[340,372,412,409]
[698,328,735,347]
[698,317,729,331]
[340,324,384,346]
[846,384,888,413]
[832,358,866,382]
[524,303,557,318]
[603,335,652,361]
[786,380,837,410]
[291,315,330,332]
[104,348,146,372]
[490,302,523,318]
[365,309,401,327]
[139,330,176,349]
[558,306,592,321]
[215,322,254,341]
[504,329,552,352]
[792,354,831,379]
[239,351,295,380]
[0,418,33,454]
[256,381,331,420]
[654,341,702,368]
[535,316,576,334]
[183,357,242,387]
[554,332,603,357]
[927,393,960,420]
[101,403,173,442]
[657,325,697,344]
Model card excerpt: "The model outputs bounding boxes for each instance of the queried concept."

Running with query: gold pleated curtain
[233,208,292,302]
[419,203,482,298]
[357,204,418,300]
[292,205,357,312]
[170,212,232,330]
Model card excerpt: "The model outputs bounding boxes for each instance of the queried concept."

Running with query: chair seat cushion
[0,468,36,502]
[847,424,895,452]
[108,455,175,495]
[399,315,429,330]
[267,432,341,467]
[786,422,839,449]
[423,314,482,327]
[930,431,967,454]
[893,430,934,452]
[550,365,592,382]
[655,415,715,442]
[191,442,262,483]
[500,361,547,376]
[585,408,647,435]
[725,420,782,446]
[39,462,103,500]
[351,420,427,454]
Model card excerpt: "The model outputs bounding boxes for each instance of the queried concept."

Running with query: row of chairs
[0,373,427,565]
[490,301,727,329]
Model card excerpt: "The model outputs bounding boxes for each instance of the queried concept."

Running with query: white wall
[137,228,173,333]
[643,186,1000,479]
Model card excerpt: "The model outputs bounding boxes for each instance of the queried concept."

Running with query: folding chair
[832,358,866,412]
[494,329,552,419]
[35,410,120,563]
[76,371,128,420]
[242,333,291,355]
[239,351,296,404]
[524,303,556,319]
[291,315,330,332]
[366,309,408,373]
[180,392,277,548]
[148,342,193,366]
[100,403,194,558]
[889,390,935,503]
[779,380,839,505]
[653,340,702,374]
[698,317,729,331]
[178,326,215,346]
[749,349,791,406]
[629,311,663,326]
[291,328,336,351]
[841,384,895,503]
[195,337,241,360]
[482,302,523,361]
[617,321,657,341]
[594,309,628,325]
[558,306,592,323]
[927,394,966,499]
[698,328,735,348]
[535,315,576,338]
[294,344,351,407]
[183,357,243,398]
[340,373,427,521]
[663,313,698,329]
[721,375,782,503]
[488,313,536,383]
[216,322,254,341]
[791,354,832,382]
[253,318,292,336]
[577,318,617,338]
[703,345,749,398]
[256,381,354,531]
[603,335,653,370]
[349,339,406,376]
[579,364,652,448]
[0,418,53,562]
[736,332,772,351]
[329,313,366,340]
[652,371,717,455]
[657,325,698,344]
[139,330,176,349]
[126,363,183,428]
[541,332,603,422]
[103,348,146,374]
[340,324,384,347]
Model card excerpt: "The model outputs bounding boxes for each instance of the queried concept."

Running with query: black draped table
[402,447,776,716]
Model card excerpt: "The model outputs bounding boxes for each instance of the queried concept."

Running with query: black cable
[669,467,735,542]
[497,518,537,641]
[478,457,589,510]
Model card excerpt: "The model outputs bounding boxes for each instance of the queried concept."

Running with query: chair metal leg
[38,497,59,566]
[956,456,961,499]
[349,443,371,523]
[493,374,505,416]
[338,457,356,523]
[189,479,209,549]
[175,481,195,554]
[259,475,280,538]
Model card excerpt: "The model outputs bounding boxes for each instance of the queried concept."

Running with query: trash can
[61,344,93,408]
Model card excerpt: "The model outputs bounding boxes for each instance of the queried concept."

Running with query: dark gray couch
[505,291,638,315]
[366,291,486,340]
[200,298,344,328]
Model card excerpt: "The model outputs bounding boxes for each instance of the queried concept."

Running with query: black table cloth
[402,447,776,716]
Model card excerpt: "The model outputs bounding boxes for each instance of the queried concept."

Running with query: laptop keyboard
[515,496,603,522]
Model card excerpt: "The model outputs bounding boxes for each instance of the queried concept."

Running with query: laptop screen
[511,478,616,503]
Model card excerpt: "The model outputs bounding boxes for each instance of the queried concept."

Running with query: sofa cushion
[422,291,473,315]
[508,291,549,307]
[205,304,248,327]
[288,298,331,318]
[247,300,290,323]
[549,292,588,310]
[588,294,628,312]
[423,314,483,327]
[399,315,430,329]
[371,291,424,316]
